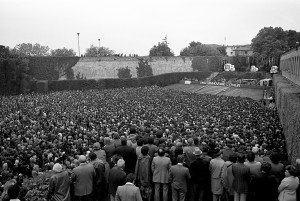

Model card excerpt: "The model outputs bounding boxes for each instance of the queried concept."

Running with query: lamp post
[98,39,100,56]
[77,33,80,57]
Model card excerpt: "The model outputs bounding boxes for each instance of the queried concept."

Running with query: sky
[1,0,300,56]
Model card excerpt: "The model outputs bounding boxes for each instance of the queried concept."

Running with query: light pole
[77,33,80,57]
[98,39,100,56]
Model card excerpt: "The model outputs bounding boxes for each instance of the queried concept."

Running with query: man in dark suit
[71,155,96,201]
[115,173,143,201]
[169,154,191,201]
[115,136,137,174]
[108,159,126,201]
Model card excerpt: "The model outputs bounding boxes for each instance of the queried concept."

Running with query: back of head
[237,152,246,163]
[158,148,165,157]
[117,159,125,168]
[53,163,63,173]
[270,152,280,164]
[228,153,237,163]
[148,137,154,145]
[120,136,127,146]
[126,173,135,183]
[7,184,20,199]
[88,152,97,161]
[246,151,255,162]
[201,145,209,153]
[141,146,149,156]
[261,161,272,173]
[286,165,297,176]
[78,155,86,163]
[137,139,144,147]
[177,154,184,164]
[187,138,194,146]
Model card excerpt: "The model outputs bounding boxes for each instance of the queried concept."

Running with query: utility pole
[77,33,80,57]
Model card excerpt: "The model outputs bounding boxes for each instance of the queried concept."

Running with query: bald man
[71,155,96,201]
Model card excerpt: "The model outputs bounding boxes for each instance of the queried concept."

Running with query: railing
[280,48,300,86]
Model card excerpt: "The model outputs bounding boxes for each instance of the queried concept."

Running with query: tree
[85,45,115,57]
[149,42,174,56]
[51,47,76,56]
[0,45,10,58]
[217,46,227,56]
[180,41,221,56]
[136,58,153,78]
[286,30,300,49]
[117,67,132,78]
[11,43,50,56]
[251,27,289,58]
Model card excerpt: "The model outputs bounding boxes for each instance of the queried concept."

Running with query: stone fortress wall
[71,56,193,79]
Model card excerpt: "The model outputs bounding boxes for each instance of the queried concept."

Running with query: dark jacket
[115,145,137,174]
[252,172,278,201]
[189,157,210,184]
[47,171,71,201]
[108,166,126,196]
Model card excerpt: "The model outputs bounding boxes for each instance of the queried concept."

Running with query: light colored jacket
[115,183,142,201]
[278,176,299,201]
[152,156,171,183]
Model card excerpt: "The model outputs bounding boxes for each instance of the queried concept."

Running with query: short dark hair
[88,152,97,161]
[148,137,154,145]
[237,152,246,163]
[158,148,165,156]
[177,154,184,163]
[286,165,297,176]
[141,146,149,156]
[126,173,135,182]
[246,151,255,162]
[229,153,237,163]
[137,139,143,146]
[201,145,209,153]
[270,152,280,164]
[7,184,20,199]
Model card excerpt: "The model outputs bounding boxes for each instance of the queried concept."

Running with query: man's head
[177,154,184,164]
[126,173,135,183]
[52,163,62,173]
[117,159,125,169]
[7,184,20,199]
[78,155,86,163]
[88,152,97,161]
[158,148,165,157]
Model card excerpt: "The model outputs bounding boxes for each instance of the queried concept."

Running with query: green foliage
[191,56,222,71]
[213,71,265,81]
[85,45,115,57]
[117,66,132,78]
[149,42,174,56]
[0,57,30,95]
[28,57,79,80]
[217,46,227,56]
[228,56,248,71]
[51,47,76,56]
[180,41,221,56]
[251,27,291,58]
[0,45,10,58]
[11,43,50,56]
[37,72,211,92]
[136,58,153,78]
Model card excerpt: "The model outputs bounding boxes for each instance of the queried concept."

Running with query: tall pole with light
[98,38,100,56]
[77,33,80,57]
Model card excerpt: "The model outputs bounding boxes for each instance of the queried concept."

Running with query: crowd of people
[0,86,297,201]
